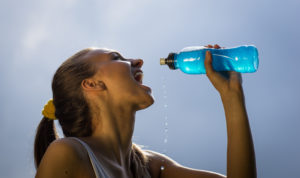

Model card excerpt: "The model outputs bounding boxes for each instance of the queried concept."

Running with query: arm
[204,45,256,178]
[221,88,256,178]
[35,139,89,178]
[147,45,256,178]
[145,150,225,178]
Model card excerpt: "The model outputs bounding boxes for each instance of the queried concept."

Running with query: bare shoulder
[49,137,86,154]
[144,150,225,178]
[36,138,92,178]
[144,149,180,167]
[43,138,86,161]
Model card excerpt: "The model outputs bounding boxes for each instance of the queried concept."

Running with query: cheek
[102,62,134,89]
[101,61,131,78]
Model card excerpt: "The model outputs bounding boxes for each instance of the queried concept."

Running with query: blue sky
[1,0,300,177]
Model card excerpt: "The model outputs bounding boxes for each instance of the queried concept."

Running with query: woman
[34,44,256,178]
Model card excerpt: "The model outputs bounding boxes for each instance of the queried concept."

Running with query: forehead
[84,48,119,63]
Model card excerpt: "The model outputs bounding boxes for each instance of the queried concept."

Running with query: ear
[81,79,107,91]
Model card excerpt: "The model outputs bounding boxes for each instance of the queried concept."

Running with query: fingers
[205,44,213,48]
[205,44,221,49]
[204,51,216,78]
[204,51,227,92]
[214,44,221,49]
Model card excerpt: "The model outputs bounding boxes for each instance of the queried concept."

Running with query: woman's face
[85,48,154,110]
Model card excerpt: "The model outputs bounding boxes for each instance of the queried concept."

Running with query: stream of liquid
[161,76,168,171]
[161,76,168,153]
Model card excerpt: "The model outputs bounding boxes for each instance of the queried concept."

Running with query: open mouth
[134,70,144,84]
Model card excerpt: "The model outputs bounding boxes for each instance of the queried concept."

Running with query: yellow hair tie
[42,99,57,120]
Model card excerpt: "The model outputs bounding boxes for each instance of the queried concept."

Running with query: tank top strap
[71,137,109,178]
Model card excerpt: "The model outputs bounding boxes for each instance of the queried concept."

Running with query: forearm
[220,90,256,178]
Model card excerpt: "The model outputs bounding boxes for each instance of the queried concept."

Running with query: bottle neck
[165,53,177,70]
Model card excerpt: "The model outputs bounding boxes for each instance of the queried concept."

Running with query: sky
[1,0,300,177]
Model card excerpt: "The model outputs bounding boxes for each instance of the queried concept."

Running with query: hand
[204,44,243,96]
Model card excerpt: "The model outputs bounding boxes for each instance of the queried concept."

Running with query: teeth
[134,71,143,77]
[134,71,143,82]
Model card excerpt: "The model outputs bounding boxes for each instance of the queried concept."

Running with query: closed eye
[111,52,125,61]
[113,56,121,60]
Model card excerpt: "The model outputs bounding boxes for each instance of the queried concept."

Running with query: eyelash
[110,54,120,61]
[113,54,125,61]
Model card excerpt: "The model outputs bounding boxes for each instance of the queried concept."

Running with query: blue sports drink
[160,45,259,74]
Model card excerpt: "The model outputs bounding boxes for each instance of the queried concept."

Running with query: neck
[90,104,136,167]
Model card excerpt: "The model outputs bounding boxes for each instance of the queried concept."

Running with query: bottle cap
[160,58,166,65]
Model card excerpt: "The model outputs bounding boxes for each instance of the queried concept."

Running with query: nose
[131,59,143,68]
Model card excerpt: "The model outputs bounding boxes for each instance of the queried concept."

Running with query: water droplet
[161,166,165,170]
[161,77,168,155]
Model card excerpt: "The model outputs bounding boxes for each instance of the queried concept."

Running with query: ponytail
[34,117,58,168]
[34,48,152,176]
[34,48,92,169]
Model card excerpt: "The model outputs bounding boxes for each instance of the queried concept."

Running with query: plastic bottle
[160,45,259,74]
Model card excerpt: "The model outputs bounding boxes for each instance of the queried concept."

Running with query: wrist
[220,89,245,104]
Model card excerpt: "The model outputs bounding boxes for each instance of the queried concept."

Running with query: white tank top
[71,137,109,178]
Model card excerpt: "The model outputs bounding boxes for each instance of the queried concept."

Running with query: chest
[80,152,132,178]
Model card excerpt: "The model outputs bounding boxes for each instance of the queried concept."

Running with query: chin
[136,94,155,110]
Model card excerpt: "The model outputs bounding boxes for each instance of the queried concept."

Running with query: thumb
[204,51,226,91]
[204,51,216,78]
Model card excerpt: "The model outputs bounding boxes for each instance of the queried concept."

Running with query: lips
[132,69,152,93]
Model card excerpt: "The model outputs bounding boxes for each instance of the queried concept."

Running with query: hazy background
[1,0,300,177]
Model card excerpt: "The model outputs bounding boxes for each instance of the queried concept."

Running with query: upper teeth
[134,72,143,80]
[135,71,143,77]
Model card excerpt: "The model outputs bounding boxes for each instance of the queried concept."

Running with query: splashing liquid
[161,76,168,155]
